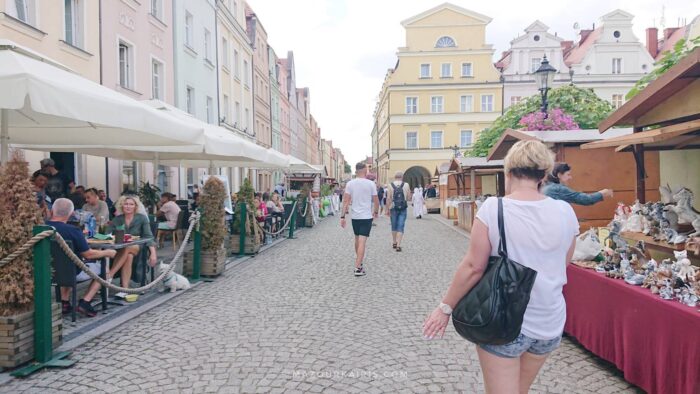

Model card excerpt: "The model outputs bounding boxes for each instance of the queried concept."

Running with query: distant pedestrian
[377,184,386,216]
[385,171,412,252]
[340,163,379,277]
[412,186,425,219]
[274,182,286,197]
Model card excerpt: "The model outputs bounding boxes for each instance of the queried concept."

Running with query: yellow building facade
[373,4,502,188]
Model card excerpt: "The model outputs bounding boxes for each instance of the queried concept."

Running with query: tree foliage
[470,85,614,157]
[0,151,43,316]
[627,37,700,100]
[200,176,227,251]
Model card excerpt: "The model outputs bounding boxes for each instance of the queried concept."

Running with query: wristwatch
[438,302,453,315]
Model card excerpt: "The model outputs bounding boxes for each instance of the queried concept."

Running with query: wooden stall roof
[487,128,633,160]
[581,119,700,151]
[455,157,505,170]
[599,46,700,131]
[435,161,452,176]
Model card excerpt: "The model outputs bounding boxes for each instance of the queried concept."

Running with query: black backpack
[391,182,408,211]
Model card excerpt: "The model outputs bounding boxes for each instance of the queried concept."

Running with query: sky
[246,0,697,165]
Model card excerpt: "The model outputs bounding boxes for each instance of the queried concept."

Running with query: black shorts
[351,219,373,237]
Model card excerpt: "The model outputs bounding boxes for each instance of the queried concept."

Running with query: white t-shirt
[344,178,377,220]
[475,196,579,339]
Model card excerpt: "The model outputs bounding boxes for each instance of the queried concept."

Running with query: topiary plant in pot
[0,151,61,368]
[230,178,260,254]
[184,177,227,276]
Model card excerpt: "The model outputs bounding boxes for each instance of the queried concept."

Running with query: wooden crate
[228,235,261,255]
[184,247,227,277]
[0,303,63,368]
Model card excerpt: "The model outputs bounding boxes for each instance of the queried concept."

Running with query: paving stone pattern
[1,214,641,393]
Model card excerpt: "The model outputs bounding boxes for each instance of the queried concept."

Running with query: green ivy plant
[626,37,700,100]
[469,85,614,157]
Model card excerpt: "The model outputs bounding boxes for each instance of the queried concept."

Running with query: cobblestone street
[1,214,641,393]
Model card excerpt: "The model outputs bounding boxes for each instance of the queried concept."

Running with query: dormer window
[435,36,456,48]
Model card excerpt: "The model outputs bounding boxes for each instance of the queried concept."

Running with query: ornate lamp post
[534,55,557,118]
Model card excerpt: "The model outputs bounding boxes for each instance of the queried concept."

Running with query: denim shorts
[479,333,562,359]
[390,208,407,232]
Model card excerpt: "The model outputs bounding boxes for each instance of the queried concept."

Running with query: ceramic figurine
[659,279,674,300]
[659,184,674,205]
[642,271,658,288]
[670,188,700,237]
[624,273,646,286]
[644,258,658,274]
[675,250,697,282]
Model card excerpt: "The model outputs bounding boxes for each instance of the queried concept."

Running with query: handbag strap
[498,197,508,257]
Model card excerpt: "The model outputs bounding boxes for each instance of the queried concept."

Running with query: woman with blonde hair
[107,195,157,289]
[423,140,579,393]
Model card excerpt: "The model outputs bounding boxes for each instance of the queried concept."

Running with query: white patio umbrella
[0,41,205,163]
[27,101,290,170]
[287,156,322,173]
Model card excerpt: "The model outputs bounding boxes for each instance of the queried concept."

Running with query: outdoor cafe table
[563,264,700,394]
[87,237,153,311]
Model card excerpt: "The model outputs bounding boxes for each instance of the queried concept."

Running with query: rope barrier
[253,200,299,236]
[0,211,201,294]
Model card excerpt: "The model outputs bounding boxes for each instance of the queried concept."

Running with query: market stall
[565,47,700,394]
[488,127,649,230]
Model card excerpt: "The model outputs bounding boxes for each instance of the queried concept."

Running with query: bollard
[190,209,202,281]
[239,202,247,256]
[12,226,74,377]
[288,203,296,239]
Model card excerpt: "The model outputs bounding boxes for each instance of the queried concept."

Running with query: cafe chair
[51,240,105,322]
[157,210,185,251]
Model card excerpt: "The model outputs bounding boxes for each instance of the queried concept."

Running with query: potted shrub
[0,151,62,368]
[137,181,161,215]
[184,177,228,276]
[229,179,261,255]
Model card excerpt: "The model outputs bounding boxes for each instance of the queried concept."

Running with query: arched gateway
[403,166,431,190]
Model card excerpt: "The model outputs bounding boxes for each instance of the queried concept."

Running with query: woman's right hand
[599,189,613,198]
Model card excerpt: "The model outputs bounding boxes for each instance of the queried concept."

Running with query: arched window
[435,36,456,48]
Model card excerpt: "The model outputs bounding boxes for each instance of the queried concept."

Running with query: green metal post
[11,226,74,377]
[301,199,307,228]
[239,202,247,256]
[33,225,52,363]
[288,203,296,239]
[191,209,202,281]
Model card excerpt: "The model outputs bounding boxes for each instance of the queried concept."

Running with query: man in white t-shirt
[341,162,379,277]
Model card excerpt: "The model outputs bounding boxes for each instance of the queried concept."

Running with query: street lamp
[534,55,557,118]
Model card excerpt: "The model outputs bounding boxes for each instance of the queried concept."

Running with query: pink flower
[518,108,580,131]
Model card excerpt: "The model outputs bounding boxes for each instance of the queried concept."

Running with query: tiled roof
[656,27,687,60]
[564,28,602,66]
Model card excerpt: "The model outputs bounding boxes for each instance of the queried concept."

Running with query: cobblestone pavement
[1,213,641,393]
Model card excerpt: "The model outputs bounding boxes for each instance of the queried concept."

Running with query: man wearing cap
[40,158,73,202]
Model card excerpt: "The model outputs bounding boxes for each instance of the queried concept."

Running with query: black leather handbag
[451,198,538,345]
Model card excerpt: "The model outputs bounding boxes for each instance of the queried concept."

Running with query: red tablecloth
[564,265,700,394]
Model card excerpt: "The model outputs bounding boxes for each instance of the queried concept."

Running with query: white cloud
[246,0,698,165]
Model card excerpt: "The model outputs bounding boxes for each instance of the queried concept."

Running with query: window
[243,60,249,86]
[233,50,239,77]
[461,62,473,77]
[7,0,35,25]
[481,95,494,112]
[184,12,193,48]
[510,96,522,106]
[151,59,163,100]
[611,94,624,109]
[221,37,229,68]
[235,101,241,125]
[64,0,84,48]
[612,58,622,74]
[460,130,473,148]
[530,58,541,73]
[460,95,473,113]
[406,132,418,149]
[204,29,212,61]
[221,94,229,122]
[420,64,431,78]
[150,0,163,20]
[118,42,133,89]
[431,131,443,149]
[186,86,195,115]
[206,96,214,123]
[441,63,452,78]
[405,97,417,114]
[435,36,456,48]
[430,96,443,113]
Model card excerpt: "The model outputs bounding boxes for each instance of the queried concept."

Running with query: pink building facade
[278,58,292,155]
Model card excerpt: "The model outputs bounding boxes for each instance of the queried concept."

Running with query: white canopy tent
[0,41,205,164]
[287,156,322,174]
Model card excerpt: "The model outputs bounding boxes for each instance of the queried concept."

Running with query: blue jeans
[479,333,562,359]
[390,208,407,233]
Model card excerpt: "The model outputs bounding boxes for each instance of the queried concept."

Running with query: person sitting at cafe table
[106,195,158,289]
[98,189,116,219]
[82,188,110,225]
[47,198,117,318]
[156,192,181,231]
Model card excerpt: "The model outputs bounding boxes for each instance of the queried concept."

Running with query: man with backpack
[385,171,412,252]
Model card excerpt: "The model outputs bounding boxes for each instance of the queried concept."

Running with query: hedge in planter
[184,177,228,276]
[229,178,261,255]
[0,151,62,367]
